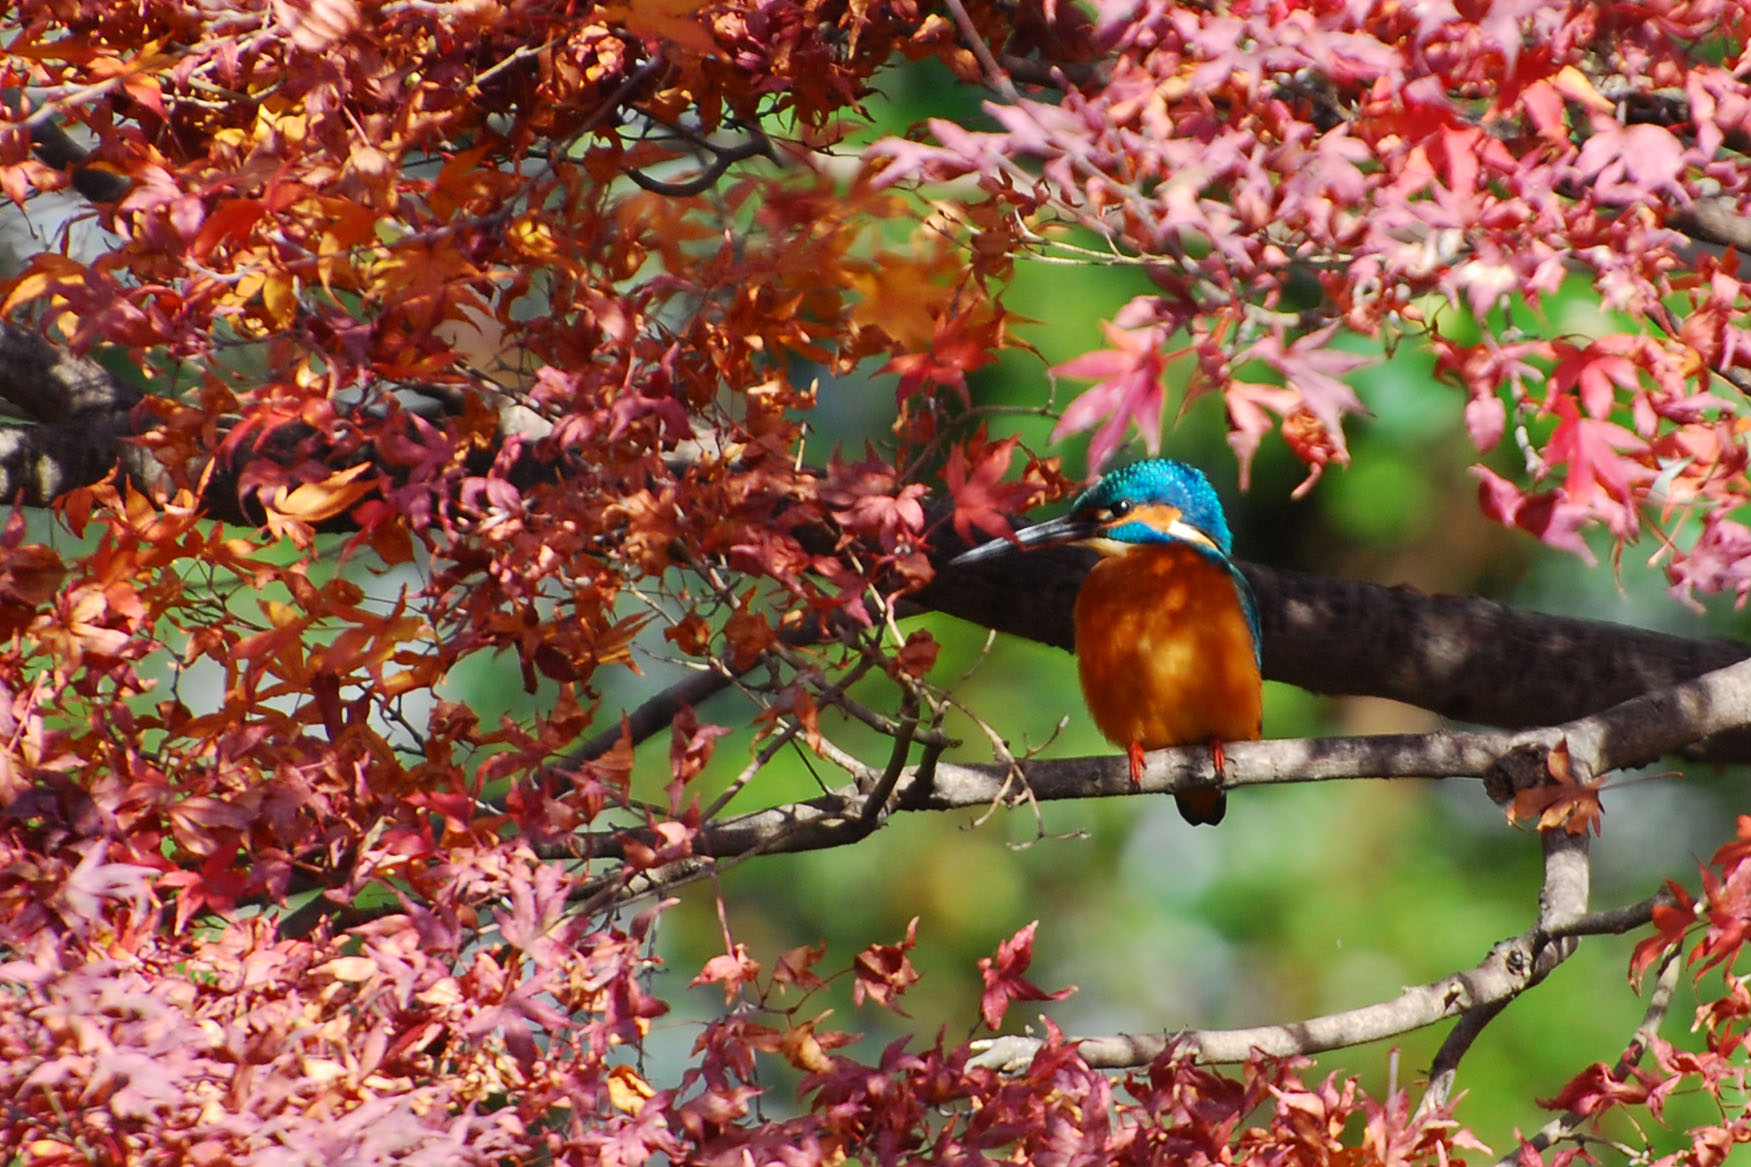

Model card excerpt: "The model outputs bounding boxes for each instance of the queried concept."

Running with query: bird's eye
[1107,499,1134,520]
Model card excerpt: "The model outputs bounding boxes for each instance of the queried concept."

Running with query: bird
[952,458,1262,825]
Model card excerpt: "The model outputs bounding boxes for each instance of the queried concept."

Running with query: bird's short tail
[1173,789,1227,826]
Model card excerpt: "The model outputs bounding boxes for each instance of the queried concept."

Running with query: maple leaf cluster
[0,0,1039,1161]
[873,2,1751,597]
[1529,815,1751,1166]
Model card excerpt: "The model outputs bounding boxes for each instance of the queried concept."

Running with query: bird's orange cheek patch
[1122,503,1182,533]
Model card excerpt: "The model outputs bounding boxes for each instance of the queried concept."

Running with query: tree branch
[1669,196,1751,251]
[0,421,152,507]
[0,321,1744,758]
[1417,829,1591,1118]
[561,655,1751,884]
[0,322,140,422]
[920,547,1751,761]
[26,118,133,203]
[970,882,1664,1071]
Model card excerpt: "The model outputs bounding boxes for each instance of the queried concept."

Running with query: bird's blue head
[952,458,1235,563]
[1071,458,1234,556]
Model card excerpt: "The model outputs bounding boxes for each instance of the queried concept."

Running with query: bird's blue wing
[1229,560,1263,666]
[1192,544,1262,665]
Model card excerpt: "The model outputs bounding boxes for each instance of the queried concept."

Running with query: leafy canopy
[6,0,1751,1164]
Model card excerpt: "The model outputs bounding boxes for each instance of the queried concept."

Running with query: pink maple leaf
[1474,466,1598,562]
[1237,325,1369,448]
[1668,511,1751,609]
[1549,339,1643,419]
[1544,400,1652,537]
[1225,379,1303,487]
[1052,320,1172,470]
[1574,122,1688,203]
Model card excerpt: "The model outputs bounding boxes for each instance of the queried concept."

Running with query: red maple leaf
[978,920,1075,1031]
[943,435,1038,545]
[692,943,762,1005]
[1052,316,1172,471]
[853,917,921,1013]
[1630,880,1697,986]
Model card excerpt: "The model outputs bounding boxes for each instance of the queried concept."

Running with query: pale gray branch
[565,654,1751,867]
[1544,888,1677,940]
[970,885,1660,1072]
[573,654,1739,1068]
[1417,829,1592,1119]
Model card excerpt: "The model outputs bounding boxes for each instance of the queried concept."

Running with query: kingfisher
[952,459,1262,825]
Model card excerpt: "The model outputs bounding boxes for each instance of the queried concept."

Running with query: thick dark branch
[0,325,152,504]
[27,119,133,204]
[1,320,1747,764]
[0,323,141,422]
[0,324,576,524]
[0,420,154,506]
[922,545,1751,761]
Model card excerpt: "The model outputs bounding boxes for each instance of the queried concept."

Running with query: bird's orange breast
[1073,543,1262,751]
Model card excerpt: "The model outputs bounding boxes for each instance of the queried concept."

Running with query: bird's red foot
[1127,740,1146,787]
[1173,737,1232,826]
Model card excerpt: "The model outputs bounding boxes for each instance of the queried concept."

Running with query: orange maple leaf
[1509,739,1606,836]
[261,465,374,546]
[606,0,721,57]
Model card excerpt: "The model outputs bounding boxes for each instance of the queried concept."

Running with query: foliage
[4,0,1751,1163]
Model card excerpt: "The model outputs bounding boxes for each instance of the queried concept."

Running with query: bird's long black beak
[950,514,1097,565]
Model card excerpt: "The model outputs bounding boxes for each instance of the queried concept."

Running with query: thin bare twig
[942,0,1020,102]
[1543,887,1680,940]
[626,135,773,197]
[860,695,919,822]
[1497,950,1683,1165]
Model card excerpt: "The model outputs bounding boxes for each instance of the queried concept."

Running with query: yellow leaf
[849,254,955,350]
[1551,65,1614,113]
[607,1065,655,1113]
[260,271,298,329]
[318,955,378,981]
[301,1057,348,1083]
[781,1021,834,1073]
[509,215,561,262]
[267,464,373,524]
[0,254,85,315]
